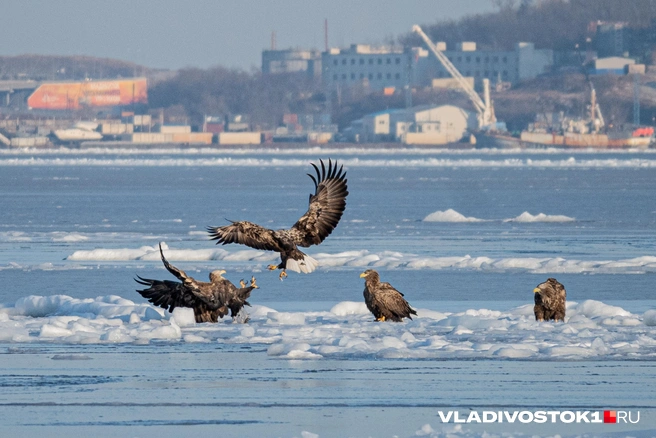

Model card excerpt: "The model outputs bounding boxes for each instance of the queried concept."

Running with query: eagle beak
[533,288,540,293]
[359,272,366,278]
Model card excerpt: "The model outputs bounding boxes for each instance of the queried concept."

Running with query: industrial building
[348,104,477,145]
[317,39,552,92]
[321,44,417,91]
[261,49,322,80]
[413,41,553,89]
[592,56,636,74]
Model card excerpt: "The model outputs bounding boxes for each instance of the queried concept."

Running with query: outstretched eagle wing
[291,159,349,248]
[158,243,202,293]
[207,220,281,251]
[135,276,200,312]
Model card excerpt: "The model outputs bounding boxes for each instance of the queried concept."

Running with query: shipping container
[171,133,213,144]
[204,123,224,134]
[156,125,191,134]
[100,123,134,135]
[218,132,262,145]
[123,133,174,144]
[132,115,152,126]
[10,137,49,147]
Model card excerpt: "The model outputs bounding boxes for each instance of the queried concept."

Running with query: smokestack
[324,19,328,51]
[271,31,276,50]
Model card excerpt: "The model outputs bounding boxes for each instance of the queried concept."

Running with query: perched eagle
[208,159,348,280]
[533,278,566,322]
[135,243,258,323]
[360,269,417,322]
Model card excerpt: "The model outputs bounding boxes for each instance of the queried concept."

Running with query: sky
[1,0,496,71]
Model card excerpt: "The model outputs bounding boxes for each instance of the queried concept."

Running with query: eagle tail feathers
[286,253,319,274]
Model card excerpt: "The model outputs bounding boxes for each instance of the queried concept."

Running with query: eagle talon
[279,270,287,281]
[250,276,258,288]
[267,264,278,271]
[239,279,246,288]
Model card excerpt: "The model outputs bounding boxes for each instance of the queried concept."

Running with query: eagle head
[209,269,227,282]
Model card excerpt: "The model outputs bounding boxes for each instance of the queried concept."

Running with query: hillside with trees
[2,0,656,130]
[0,55,158,81]
[402,0,656,60]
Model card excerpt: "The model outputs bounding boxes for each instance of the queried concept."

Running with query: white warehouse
[350,105,477,145]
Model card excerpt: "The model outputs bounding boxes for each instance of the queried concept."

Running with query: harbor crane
[412,25,497,130]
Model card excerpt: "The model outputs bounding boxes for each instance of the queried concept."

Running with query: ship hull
[520,131,652,149]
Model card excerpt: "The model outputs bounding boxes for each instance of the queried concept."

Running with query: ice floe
[62,245,656,275]
[422,209,574,223]
[423,209,486,223]
[504,211,575,223]
[2,156,656,169]
[1,295,656,361]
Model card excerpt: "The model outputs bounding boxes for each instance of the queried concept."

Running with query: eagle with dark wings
[207,159,348,280]
[135,243,258,323]
[533,277,566,322]
[360,269,417,322]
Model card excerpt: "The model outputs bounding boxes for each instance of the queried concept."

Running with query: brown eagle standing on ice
[533,278,566,322]
[360,269,417,322]
[135,243,258,323]
[207,159,348,280]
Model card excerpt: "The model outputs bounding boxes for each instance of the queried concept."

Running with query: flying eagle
[207,159,348,280]
[360,269,417,322]
[533,278,566,322]
[135,243,259,323]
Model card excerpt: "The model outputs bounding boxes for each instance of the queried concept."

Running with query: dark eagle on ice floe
[360,269,417,322]
[207,159,348,280]
[135,243,259,323]
[533,277,566,322]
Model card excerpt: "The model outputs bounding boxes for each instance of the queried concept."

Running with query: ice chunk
[423,209,484,222]
[643,310,656,326]
[171,307,196,327]
[330,301,369,316]
[504,211,575,222]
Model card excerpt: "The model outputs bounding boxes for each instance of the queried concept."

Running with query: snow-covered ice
[423,209,486,223]
[2,294,655,361]
[62,245,656,275]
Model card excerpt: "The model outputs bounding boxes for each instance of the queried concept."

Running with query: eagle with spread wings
[135,243,258,323]
[207,159,348,280]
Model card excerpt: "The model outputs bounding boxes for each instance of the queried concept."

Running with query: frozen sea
[1,146,655,437]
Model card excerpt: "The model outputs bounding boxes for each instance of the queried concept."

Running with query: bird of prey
[359,269,417,322]
[207,159,348,280]
[533,278,566,322]
[135,243,258,323]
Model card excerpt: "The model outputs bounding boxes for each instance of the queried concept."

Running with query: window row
[447,55,509,64]
[332,57,403,66]
[333,72,403,81]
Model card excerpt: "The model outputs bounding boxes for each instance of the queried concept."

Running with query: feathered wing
[158,243,202,293]
[207,220,282,252]
[376,282,417,321]
[135,276,201,313]
[291,159,349,248]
